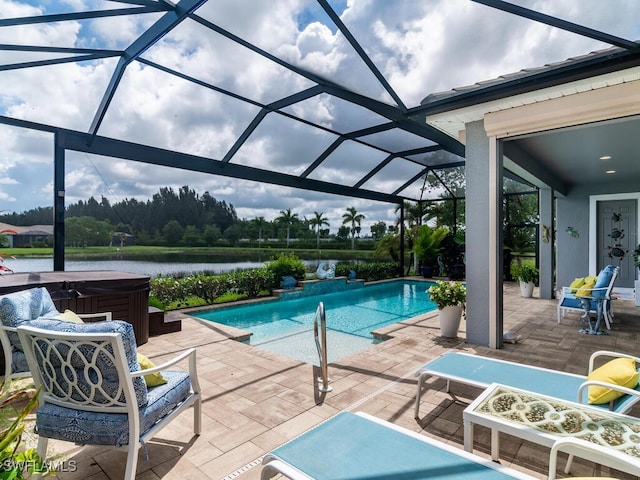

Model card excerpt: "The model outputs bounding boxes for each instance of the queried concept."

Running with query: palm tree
[309,211,330,251]
[395,200,428,229]
[395,201,431,274]
[342,206,365,250]
[277,208,298,248]
[252,216,267,245]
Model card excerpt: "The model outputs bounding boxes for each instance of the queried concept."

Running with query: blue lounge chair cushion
[25,319,148,408]
[560,296,583,309]
[266,412,529,479]
[35,370,191,446]
[592,265,615,299]
[0,287,59,350]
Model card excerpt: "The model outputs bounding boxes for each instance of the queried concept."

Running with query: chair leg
[414,374,426,419]
[36,436,48,464]
[123,444,139,480]
[194,397,202,435]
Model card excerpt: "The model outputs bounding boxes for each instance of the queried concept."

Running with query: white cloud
[1,0,637,232]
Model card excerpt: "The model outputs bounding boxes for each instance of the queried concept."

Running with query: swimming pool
[192,280,437,365]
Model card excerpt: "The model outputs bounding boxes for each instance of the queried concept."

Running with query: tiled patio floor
[42,281,640,479]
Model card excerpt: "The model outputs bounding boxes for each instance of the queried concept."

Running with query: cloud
[0,0,637,233]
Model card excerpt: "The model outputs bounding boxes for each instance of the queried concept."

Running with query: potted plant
[413,226,448,278]
[427,280,466,338]
[510,262,539,298]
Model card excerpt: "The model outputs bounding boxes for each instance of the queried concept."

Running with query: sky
[1,0,639,233]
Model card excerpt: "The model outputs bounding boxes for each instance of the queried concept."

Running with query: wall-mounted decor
[607,211,628,260]
[566,226,579,238]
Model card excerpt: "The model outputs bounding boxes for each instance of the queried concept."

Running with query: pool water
[192,280,437,365]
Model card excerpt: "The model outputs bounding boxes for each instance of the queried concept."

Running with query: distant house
[0,222,53,247]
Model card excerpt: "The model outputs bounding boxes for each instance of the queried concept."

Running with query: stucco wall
[465,120,496,347]
[556,195,590,288]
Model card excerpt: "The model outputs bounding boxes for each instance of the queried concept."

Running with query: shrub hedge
[150,256,399,310]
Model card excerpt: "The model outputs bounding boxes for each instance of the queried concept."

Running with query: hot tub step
[149,307,182,335]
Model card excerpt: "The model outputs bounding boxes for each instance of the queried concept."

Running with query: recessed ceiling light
[605,170,616,174]
[600,155,612,160]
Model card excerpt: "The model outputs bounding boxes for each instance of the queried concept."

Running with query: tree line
[1,173,539,255]
[0,186,381,249]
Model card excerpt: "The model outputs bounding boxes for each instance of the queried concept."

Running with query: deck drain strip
[219,364,420,480]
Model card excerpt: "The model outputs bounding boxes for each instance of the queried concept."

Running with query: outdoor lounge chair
[261,411,538,480]
[414,350,640,419]
[17,319,201,480]
[557,265,619,332]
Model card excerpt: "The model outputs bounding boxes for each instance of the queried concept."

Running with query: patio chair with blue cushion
[0,287,111,389]
[261,411,539,480]
[17,318,201,480]
[557,265,619,333]
[415,350,640,419]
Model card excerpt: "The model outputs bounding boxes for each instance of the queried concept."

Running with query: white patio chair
[17,319,201,480]
[557,265,619,332]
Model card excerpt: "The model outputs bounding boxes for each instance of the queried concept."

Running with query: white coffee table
[463,382,640,475]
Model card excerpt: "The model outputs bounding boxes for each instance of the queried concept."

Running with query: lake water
[4,257,338,278]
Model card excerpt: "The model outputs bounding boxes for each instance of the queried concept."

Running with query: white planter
[519,281,535,298]
[438,305,463,338]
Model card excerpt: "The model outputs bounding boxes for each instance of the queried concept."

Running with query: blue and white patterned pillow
[24,319,148,408]
[0,287,60,350]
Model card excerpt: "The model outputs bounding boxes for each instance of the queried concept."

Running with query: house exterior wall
[556,195,590,289]
[557,185,640,290]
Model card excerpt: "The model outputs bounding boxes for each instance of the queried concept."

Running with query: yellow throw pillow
[55,309,84,323]
[568,277,585,293]
[587,357,639,404]
[137,353,168,387]
[575,276,597,298]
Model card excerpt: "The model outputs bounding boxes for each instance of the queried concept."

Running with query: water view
[6,256,345,278]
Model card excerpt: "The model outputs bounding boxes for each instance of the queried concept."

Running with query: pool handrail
[313,302,331,392]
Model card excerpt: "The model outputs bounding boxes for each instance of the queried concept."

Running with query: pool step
[149,306,182,336]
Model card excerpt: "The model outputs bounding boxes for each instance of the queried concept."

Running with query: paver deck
[25,281,640,479]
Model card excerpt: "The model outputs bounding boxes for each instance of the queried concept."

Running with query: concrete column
[465,120,503,348]
[538,188,554,299]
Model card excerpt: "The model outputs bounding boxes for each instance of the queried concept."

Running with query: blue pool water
[193,280,437,364]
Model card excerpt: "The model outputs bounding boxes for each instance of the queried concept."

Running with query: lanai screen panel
[231,113,338,175]
[98,64,262,159]
[1,56,119,131]
[359,129,438,152]
[361,158,427,199]
[194,0,397,106]
[279,94,390,133]
[143,19,316,105]
[307,140,388,187]
[419,166,466,201]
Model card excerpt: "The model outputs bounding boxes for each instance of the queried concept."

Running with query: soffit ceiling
[2,0,640,205]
